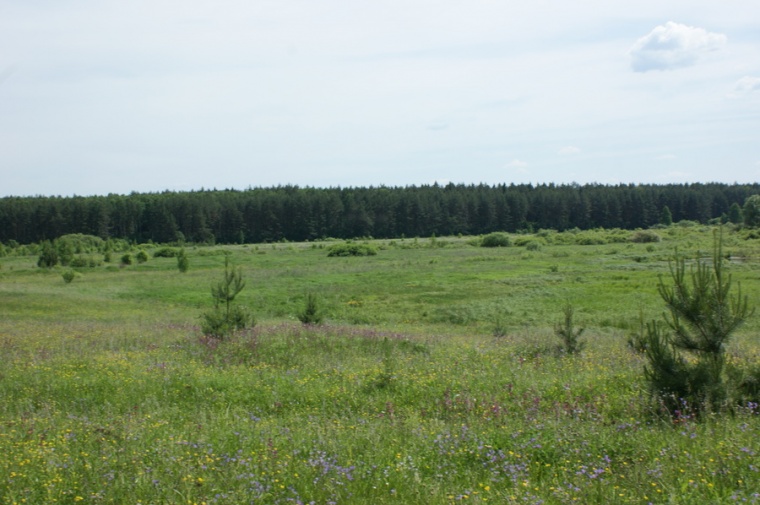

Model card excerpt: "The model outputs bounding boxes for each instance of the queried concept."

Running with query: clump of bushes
[136,250,149,263]
[525,240,542,251]
[37,241,59,268]
[630,230,661,243]
[480,232,511,248]
[56,234,105,254]
[327,242,378,257]
[153,247,178,258]
[70,255,102,268]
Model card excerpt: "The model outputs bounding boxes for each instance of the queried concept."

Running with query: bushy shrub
[480,232,511,248]
[177,249,189,273]
[120,253,132,266]
[574,232,607,245]
[70,256,88,268]
[327,242,378,257]
[70,255,103,268]
[37,241,59,268]
[153,247,178,258]
[136,250,149,263]
[630,230,661,243]
[676,220,699,228]
[525,240,542,251]
[56,234,105,254]
[62,269,77,284]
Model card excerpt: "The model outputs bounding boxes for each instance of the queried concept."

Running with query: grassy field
[1,225,759,504]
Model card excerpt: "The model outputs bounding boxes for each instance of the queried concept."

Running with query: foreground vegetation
[1,225,759,503]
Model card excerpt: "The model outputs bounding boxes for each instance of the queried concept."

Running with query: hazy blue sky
[1,1,759,197]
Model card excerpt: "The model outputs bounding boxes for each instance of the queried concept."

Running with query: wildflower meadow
[1,225,759,504]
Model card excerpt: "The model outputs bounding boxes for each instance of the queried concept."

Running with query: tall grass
[1,226,759,503]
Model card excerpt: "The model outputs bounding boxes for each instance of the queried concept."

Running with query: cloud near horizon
[629,21,726,72]
[505,159,528,168]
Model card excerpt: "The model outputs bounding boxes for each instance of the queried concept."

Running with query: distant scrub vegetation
[0,182,757,245]
[327,242,378,257]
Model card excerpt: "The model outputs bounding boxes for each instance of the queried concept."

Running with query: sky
[1,1,759,197]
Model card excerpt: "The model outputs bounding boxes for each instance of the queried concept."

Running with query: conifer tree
[644,230,752,414]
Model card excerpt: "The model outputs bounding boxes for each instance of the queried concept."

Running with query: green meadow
[1,225,759,504]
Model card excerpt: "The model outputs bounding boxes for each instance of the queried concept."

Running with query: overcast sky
[1,1,759,197]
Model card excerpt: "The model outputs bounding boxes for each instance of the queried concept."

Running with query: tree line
[1,182,757,245]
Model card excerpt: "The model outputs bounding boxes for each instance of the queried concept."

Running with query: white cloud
[505,159,528,168]
[732,76,760,94]
[558,146,581,155]
[505,159,529,174]
[629,21,726,72]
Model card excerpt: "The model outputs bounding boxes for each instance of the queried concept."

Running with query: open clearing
[1,225,759,504]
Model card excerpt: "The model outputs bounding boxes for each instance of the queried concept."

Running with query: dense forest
[1,183,757,245]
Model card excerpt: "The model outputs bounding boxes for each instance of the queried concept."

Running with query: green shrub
[61,269,77,284]
[37,241,59,268]
[575,232,607,245]
[327,242,378,257]
[70,255,102,268]
[630,230,661,243]
[677,220,699,228]
[525,240,542,251]
[153,247,178,258]
[177,249,189,273]
[56,234,105,253]
[480,232,511,248]
[136,250,149,263]
[120,253,132,266]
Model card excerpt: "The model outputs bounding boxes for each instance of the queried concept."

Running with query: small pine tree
[743,195,760,227]
[643,229,753,415]
[297,292,324,325]
[555,304,585,354]
[201,254,252,338]
[728,203,743,225]
[660,206,673,226]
